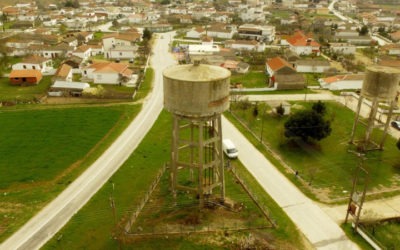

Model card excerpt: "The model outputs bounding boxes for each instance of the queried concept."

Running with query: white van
[222,139,238,159]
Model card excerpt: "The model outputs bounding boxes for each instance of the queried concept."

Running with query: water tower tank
[361,65,400,101]
[163,62,231,118]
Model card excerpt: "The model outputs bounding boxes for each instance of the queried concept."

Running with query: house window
[84,70,87,75]
[119,52,122,56]
[23,65,27,69]
[45,53,48,56]
[32,66,36,70]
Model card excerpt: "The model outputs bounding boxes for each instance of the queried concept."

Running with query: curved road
[0,32,176,250]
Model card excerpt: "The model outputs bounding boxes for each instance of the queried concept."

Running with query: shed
[274,73,305,90]
[9,70,42,85]
[50,81,90,96]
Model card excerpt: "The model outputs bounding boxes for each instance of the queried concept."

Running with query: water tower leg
[217,116,225,202]
[350,95,364,144]
[198,122,204,208]
[171,115,179,196]
[379,100,395,149]
[364,97,379,150]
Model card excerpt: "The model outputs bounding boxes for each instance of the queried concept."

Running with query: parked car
[391,121,400,130]
[222,139,238,159]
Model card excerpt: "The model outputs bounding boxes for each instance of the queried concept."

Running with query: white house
[295,60,331,73]
[102,32,141,51]
[106,45,137,60]
[186,27,206,39]
[382,44,400,56]
[128,13,146,24]
[88,44,104,56]
[329,43,356,55]
[188,44,220,55]
[54,64,73,82]
[319,74,365,90]
[206,25,235,39]
[225,40,265,52]
[82,62,133,85]
[12,55,53,73]
[287,31,321,56]
[237,24,275,42]
[72,45,92,60]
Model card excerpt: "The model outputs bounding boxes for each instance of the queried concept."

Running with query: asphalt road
[0,32,176,250]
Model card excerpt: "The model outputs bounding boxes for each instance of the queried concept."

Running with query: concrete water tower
[163,61,231,207]
[350,65,400,150]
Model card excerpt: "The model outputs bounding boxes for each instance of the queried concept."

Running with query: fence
[230,166,277,228]
[123,163,167,233]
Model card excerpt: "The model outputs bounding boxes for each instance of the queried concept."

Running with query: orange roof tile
[55,64,72,78]
[266,57,294,72]
[9,70,42,78]
[88,62,129,73]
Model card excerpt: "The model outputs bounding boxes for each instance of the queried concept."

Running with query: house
[76,31,94,44]
[63,56,83,69]
[38,44,74,59]
[12,55,53,73]
[72,45,92,60]
[274,73,305,90]
[389,30,400,42]
[63,37,78,47]
[88,44,104,56]
[225,40,265,52]
[106,45,137,60]
[237,24,275,42]
[49,81,90,96]
[381,44,400,56]
[206,24,235,39]
[128,13,146,24]
[102,32,141,51]
[186,27,206,39]
[54,64,73,82]
[335,35,372,45]
[179,15,192,24]
[188,44,220,55]
[378,58,400,70]
[221,60,250,73]
[286,31,321,56]
[9,70,43,85]
[82,62,133,85]
[329,43,356,55]
[295,60,331,73]
[318,74,365,90]
[265,56,296,79]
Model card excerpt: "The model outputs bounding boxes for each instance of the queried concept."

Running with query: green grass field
[43,111,306,249]
[228,101,400,202]
[230,71,267,88]
[0,104,140,242]
[0,76,53,102]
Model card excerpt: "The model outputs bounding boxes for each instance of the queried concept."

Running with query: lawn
[227,101,400,202]
[359,219,400,249]
[0,76,53,102]
[0,104,141,242]
[230,71,267,88]
[43,111,307,249]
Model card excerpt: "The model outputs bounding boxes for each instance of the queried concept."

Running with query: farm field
[0,104,140,242]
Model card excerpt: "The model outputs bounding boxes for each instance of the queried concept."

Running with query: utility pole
[345,152,368,232]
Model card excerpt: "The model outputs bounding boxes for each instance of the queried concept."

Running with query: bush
[284,109,332,142]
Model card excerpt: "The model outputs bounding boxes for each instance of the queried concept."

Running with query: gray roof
[52,81,90,90]
[295,60,330,67]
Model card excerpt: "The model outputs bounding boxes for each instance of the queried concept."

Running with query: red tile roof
[266,57,294,72]
[9,69,42,78]
[287,30,320,47]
